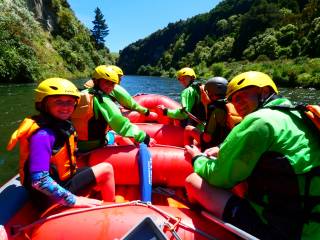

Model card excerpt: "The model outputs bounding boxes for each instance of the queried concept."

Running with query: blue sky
[68,0,221,53]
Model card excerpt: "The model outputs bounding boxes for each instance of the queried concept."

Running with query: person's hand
[83,79,94,88]
[146,111,158,122]
[148,137,157,147]
[73,196,103,208]
[204,146,220,158]
[141,134,157,147]
[155,105,166,116]
[184,125,201,146]
[200,85,211,105]
[184,145,202,159]
[144,109,150,116]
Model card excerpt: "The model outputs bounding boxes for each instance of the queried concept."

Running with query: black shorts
[61,167,96,194]
[222,196,302,240]
[29,167,96,211]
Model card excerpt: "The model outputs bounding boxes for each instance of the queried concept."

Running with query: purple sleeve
[29,128,55,173]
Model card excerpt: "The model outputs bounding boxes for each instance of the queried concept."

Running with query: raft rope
[12,200,217,240]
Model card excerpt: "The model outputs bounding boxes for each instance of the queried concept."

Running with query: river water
[0,76,319,184]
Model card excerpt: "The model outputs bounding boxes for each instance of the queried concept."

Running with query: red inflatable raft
[25,202,243,240]
[1,142,251,240]
[1,94,254,240]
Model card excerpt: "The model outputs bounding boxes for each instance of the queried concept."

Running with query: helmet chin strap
[258,90,276,108]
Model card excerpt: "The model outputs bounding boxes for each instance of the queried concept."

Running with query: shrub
[210,63,226,77]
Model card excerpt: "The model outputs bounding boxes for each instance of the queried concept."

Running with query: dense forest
[118,0,320,88]
[0,0,114,84]
[1,0,320,88]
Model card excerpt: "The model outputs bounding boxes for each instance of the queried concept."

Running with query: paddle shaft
[181,108,204,125]
[201,211,259,240]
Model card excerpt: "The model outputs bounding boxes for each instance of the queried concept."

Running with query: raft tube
[89,145,193,187]
[136,123,185,147]
[122,94,181,124]
[29,202,241,240]
[133,93,181,109]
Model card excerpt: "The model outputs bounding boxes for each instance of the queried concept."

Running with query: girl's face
[98,79,116,94]
[46,95,77,120]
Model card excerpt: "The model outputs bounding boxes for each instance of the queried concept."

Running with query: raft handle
[163,217,182,240]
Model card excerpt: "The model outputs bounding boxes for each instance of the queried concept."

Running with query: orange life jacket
[225,102,242,129]
[305,105,320,131]
[71,91,94,141]
[267,104,320,133]
[7,117,77,185]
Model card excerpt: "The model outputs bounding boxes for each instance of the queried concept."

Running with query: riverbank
[139,58,320,89]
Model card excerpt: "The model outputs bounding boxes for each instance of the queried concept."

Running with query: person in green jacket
[184,71,320,240]
[157,67,206,129]
[84,65,151,116]
[77,65,153,152]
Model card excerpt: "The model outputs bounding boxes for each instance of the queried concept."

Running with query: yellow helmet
[109,65,124,77]
[35,78,80,103]
[226,71,278,99]
[176,67,196,79]
[92,65,119,84]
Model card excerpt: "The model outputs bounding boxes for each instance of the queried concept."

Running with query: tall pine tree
[91,7,109,49]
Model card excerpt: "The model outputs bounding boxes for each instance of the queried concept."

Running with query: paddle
[138,143,152,202]
[181,107,205,126]
[152,186,258,240]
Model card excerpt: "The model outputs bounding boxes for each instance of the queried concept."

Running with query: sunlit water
[0,76,319,184]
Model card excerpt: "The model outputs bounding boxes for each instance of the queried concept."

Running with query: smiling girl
[7,78,115,210]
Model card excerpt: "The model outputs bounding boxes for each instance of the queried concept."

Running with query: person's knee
[185,172,198,185]
[185,172,201,195]
[93,162,114,183]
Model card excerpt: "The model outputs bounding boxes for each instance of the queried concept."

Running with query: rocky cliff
[0,0,113,83]
[25,0,58,31]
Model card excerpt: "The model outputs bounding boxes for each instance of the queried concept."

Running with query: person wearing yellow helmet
[109,65,124,79]
[108,65,151,116]
[83,65,150,116]
[184,71,320,239]
[7,78,115,210]
[157,67,206,129]
[76,65,154,152]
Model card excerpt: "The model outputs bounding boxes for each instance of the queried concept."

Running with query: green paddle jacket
[193,98,320,240]
[77,88,147,152]
[167,83,206,129]
[109,85,148,115]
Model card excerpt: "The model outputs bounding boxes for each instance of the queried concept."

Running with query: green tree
[308,17,320,57]
[91,7,109,49]
[209,37,235,63]
[216,19,228,36]
[243,28,279,60]
[277,24,298,47]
